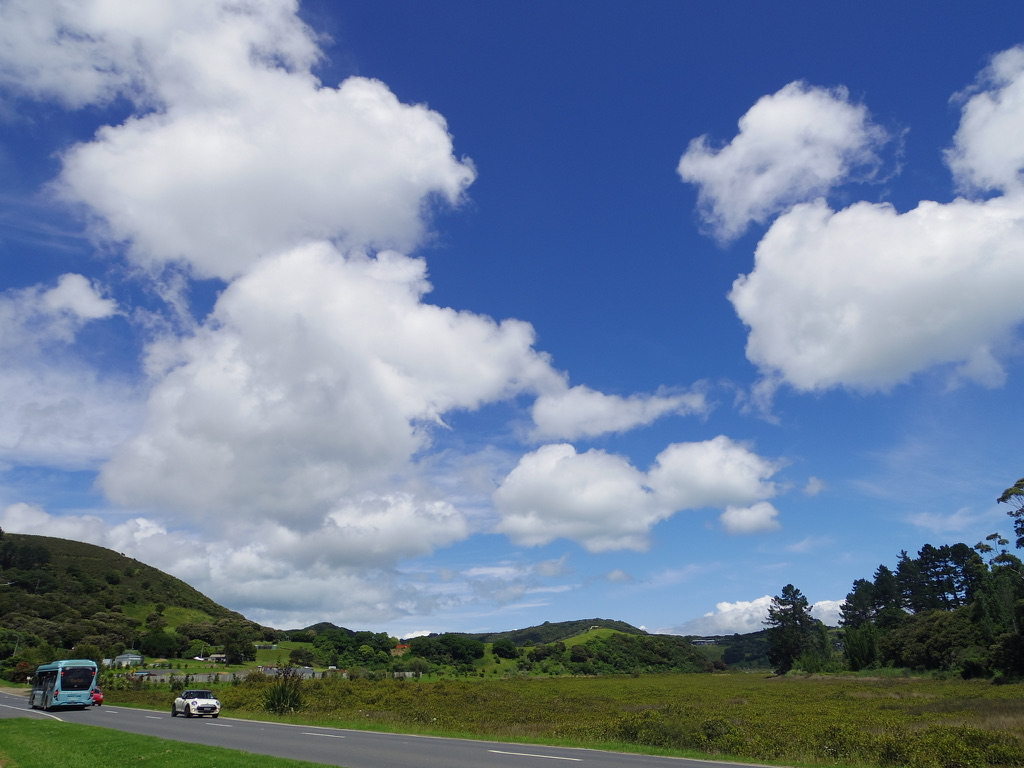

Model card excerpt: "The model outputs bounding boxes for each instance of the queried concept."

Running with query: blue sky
[1,0,1023,638]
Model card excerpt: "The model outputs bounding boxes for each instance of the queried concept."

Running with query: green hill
[0,530,272,668]
[466,618,646,645]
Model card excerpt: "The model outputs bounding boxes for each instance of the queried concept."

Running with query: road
[0,689,750,768]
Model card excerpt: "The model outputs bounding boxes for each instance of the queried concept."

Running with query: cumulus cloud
[100,243,561,528]
[720,501,781,534]
[56,75,475,279]
[494,443,660,552]
[718,48,1024,393]
[947,45,1024,194]
[811,599,843,627]
[731,195,1024,392]
[672,596,774,635]
[804,477,826,496]
[0,273,116,351]
[678,81,887,242]
[530,384,708,441]
[0,0,474,280]
[669,594,840,635]
[0,0,320,109]
[494,436,781,551]
[0,275,137,469]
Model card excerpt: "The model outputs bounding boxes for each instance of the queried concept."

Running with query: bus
[29,659,99,710]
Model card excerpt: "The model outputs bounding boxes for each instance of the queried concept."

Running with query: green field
[106,671,1024,768]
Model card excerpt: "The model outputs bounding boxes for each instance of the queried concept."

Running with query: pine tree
[764,584,820,674]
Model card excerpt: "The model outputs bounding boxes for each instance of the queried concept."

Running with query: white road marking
[0,703,62,721]
[302,732,346,739]
[489,750,582,761]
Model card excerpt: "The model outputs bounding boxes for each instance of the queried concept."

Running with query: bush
[263,676,304,715]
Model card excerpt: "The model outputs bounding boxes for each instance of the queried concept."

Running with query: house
[113,652,143,667]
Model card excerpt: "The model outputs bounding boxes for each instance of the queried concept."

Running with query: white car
[172,689,221,718]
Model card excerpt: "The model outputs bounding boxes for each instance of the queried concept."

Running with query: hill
[0,530,272,665]
[465,618,646,645]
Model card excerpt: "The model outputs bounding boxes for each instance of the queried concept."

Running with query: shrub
[263,676,304,715]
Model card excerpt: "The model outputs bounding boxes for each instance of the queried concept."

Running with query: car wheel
[171,706,178,716]
[212,713,219,718]
[184,708,192,717]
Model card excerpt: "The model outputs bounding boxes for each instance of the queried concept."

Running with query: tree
[840,579,876,628]
[223,638,255,665]
[843,622,878,671]
[998,477,1024,548]
[764,584,819,674]
[491,638,518,659]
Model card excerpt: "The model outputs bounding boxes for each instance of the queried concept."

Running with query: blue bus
[30,659,99,710]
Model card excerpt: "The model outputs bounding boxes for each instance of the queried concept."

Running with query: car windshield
[185,690,214,698]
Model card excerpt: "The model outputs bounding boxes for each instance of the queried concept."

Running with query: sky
[1,0,1023,639]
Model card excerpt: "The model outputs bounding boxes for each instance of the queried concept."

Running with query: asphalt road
[0,689,752,768]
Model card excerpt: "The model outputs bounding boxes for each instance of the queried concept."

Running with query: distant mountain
[0,531,270,659]
[465,618,647,646]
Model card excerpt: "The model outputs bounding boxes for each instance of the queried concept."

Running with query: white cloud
[947,46,1024,195]
[811,599,843,627]
[0,274,116,351]
[804,476,826,496]
[495,436,781,552]
[730,195,1024,391]
[0,0,320,109]
[494,443,660,552]
[723,48,1024,394]
[530,384,707,441]
[907,505,995,535]
[720,501,781,534]
[678,81,887,242]
[646,435,781,511]
[57,75,475,279]
[672,595,773,635]
[1,0,474,280]
[100,242,560,528]
[669,594,841,635]
[42,273,118,321]
[0,275,137,470]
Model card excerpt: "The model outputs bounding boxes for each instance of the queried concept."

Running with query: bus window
[60,667,95,691]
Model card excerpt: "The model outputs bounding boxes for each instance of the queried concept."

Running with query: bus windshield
[60,667,95,691]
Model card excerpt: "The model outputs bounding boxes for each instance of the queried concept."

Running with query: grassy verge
[0,719,339,768]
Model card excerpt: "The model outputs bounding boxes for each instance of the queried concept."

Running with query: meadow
[108,671,1024,768]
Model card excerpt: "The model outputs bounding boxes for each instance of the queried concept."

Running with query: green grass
[559,627,622,646]
[120,603,221,630]
[0,719,340,768]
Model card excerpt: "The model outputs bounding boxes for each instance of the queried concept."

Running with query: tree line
[764,477,1024,677]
